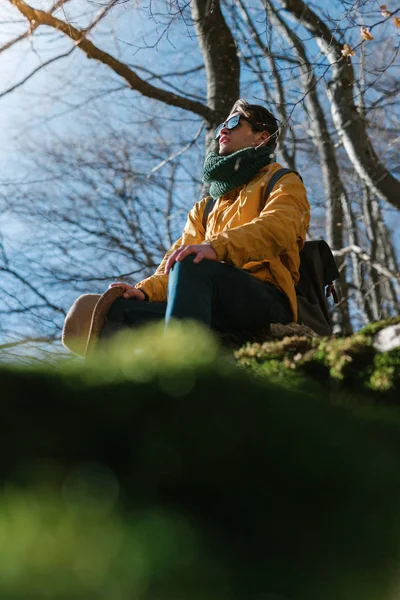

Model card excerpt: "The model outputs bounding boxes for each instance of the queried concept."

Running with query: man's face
[217,112,270,156]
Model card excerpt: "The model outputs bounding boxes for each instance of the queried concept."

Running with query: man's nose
[219,125,229,136]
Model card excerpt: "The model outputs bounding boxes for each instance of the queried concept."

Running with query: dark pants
[100,256,292,339]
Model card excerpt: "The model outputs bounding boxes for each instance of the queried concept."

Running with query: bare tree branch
[5,266,66,315]
[51,0,73,14]
[146,122,204,179]
[7,0,213,121]
[0,336,56,349]
[230,0,294,168]
[0,22,39,54]
[333,245,400,281]
[0,47,75,99]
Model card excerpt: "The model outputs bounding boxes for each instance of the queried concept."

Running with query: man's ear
[258,130,270,145]
[254,130,270,149]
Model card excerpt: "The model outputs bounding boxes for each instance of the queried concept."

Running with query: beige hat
[62,286,124,357]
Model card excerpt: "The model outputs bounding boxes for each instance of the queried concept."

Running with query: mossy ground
[1,320,400,600]
[235,316,400,403]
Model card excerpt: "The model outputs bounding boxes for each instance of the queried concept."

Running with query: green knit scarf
[203,145,275,199]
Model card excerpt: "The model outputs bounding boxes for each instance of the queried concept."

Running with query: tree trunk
[266,1,352,334]
[340,190,372,325]
[361,183,382,320]
[191,0,240,154]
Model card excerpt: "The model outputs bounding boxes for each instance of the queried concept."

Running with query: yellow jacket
[136,162,310,321]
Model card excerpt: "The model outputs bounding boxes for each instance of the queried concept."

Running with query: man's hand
[165,243,217,274]
[109,282,145,300]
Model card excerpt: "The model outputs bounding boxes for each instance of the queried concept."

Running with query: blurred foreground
[1,322,400,600]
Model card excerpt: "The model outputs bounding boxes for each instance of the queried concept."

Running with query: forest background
[0,0,399,362]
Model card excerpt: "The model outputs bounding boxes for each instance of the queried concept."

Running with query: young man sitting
[63,98,310,356]
[103,98,310,338]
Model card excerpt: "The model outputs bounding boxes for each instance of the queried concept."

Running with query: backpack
[202,168,340,336]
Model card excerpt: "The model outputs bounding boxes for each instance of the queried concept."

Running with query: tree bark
[361,183,382,320]
[191,0,240,153]
[340,189,372,325]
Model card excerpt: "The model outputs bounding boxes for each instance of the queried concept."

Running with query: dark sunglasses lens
[227,114,240,129]
[215,114,241,139]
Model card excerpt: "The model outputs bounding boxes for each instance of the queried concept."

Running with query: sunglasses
[214,114,256,140]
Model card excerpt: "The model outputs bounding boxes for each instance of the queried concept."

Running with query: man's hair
[229,98,280,150]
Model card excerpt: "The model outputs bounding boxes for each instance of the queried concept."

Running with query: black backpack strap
[261,168,303,211]
[202,196,216,231]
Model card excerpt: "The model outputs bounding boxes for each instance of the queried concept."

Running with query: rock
[373,324,400,352]
[269,322,320,339]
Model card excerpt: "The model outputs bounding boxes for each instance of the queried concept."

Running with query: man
[98,98,310,341]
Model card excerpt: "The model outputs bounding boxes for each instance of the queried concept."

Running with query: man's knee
[170,254,213,279]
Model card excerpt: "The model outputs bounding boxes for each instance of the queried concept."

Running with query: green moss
[368,349,400,395]
[314,335,376,384]
[358,316,400,338]
[235,336,317,365]
[236,319,400,401]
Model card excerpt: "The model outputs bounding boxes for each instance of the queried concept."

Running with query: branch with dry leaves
[277,0,400,211]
